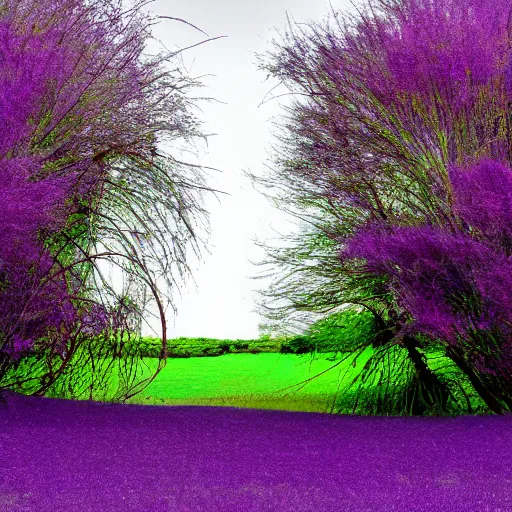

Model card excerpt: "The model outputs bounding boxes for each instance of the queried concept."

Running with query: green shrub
[201,347,223,357]
[279,335,316,354]
[218,343,230,353]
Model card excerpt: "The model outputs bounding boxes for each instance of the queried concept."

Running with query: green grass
[120,348,487,415]
[123,351,376,413]
[6,349,376,412]
[4,346,489,415]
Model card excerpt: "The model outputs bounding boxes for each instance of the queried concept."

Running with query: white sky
[128,0,351,340]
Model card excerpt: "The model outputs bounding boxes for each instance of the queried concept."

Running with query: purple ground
[0,391,511,511]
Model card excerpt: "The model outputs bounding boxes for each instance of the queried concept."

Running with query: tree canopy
[249,0,512,415]
[0,0,223,402]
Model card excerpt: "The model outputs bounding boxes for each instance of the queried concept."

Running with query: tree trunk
[402,336,451,414]
[371,313,452,414]
[445,345,508,415]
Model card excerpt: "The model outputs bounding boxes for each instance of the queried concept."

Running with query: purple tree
[0,0,223,402]
[250,0,512,415]
[334,0,512,414]
[0,21,83,377]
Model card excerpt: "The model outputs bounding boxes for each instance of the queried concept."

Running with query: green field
[123,352,372,413]
[121,349,487,415]
[5,344,490,415]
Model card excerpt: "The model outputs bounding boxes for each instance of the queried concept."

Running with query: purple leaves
[0,20,74,157]
[0,157,72,249]
[376,0,511,110]
[79,303,110,336]
[341,184,512,378]
[342,224,478,341]
[2,334,34,361]
[449,159,512,251]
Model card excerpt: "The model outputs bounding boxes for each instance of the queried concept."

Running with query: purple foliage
[1,334,34,361]
[348,0,512,115]
[0,161,78,361]
[341,220,512,376]
[324,0,512,383]
[0,157,73,254]
[0,15,86,361]
[79,303,110,336]
[0,0,215,404]
[0,2,132,362]
[449,159,512,251]
[0,20,75,156]
[0,249,80,358]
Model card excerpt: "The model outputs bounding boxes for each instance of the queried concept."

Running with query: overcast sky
[130,0,351,340]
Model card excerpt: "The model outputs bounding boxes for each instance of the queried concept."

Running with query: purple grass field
[0,391,511,511]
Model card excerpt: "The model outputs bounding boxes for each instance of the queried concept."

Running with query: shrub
[233,342,249,351]
[172,351,192,358]
[201,347,223,357]
[279,335,316,354]
[218,343,230,353]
